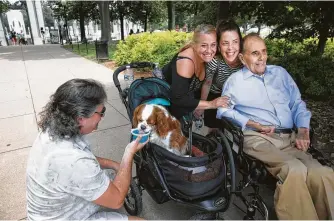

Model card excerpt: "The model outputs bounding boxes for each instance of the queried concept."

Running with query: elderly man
[217,33,334,220]
[26,79,145,220]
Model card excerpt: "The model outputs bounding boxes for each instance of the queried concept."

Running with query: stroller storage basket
[151,134,226,200]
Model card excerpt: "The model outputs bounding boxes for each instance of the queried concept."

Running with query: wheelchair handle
[112,62,155,93]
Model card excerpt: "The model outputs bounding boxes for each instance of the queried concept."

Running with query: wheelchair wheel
[242,194,269,220]
[124,178,142,216]
[189,212,219,220]
[252,195,269,220]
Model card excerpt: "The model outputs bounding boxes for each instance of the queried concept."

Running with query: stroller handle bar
[112,62,156,92]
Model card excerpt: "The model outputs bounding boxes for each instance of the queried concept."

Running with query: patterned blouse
[205,55,242,94]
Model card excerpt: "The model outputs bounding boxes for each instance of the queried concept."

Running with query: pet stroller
[113,62,236,219]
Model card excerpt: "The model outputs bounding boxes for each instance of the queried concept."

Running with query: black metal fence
[63,36,111,61]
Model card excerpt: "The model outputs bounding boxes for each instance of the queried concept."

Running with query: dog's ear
[170,117,181,131]
[132,104,142,128]
[156,108,169,137]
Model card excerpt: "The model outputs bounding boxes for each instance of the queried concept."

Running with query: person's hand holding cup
[125,135,148,155]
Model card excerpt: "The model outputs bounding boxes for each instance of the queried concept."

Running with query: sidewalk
[0,45,251,220]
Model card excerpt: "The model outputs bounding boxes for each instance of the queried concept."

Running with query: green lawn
[63,41,118,60]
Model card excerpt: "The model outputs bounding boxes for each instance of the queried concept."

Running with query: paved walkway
[0,45,268,220]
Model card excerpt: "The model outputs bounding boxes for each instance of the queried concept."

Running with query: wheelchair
[207,117,333,220]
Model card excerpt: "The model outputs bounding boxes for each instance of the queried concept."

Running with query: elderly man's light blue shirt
[216,65,311,130]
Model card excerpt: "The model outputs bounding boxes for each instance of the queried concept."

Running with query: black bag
[151,135,226,200]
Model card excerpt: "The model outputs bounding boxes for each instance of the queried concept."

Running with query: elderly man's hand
[295,128,310,151]
[259,125,275,135]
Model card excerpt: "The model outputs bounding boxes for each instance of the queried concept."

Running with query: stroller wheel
[124,178,142,216]
[238,194,270,220]
[189,212,219,220]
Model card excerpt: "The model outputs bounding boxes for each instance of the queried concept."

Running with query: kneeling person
[26,79,145,220]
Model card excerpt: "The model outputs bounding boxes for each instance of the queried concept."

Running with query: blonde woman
[162,24,230,119]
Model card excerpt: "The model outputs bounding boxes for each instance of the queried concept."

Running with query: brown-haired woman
[162,24,230,119]
[198,19,243,131]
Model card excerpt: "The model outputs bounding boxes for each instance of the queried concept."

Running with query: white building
[6,10,27,36]
[0,0,143,46]
[64,19,143,42]
[0,0,45,46]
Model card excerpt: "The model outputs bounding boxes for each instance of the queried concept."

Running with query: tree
[167,1,175,30]
[217,1,229,21]
[189,1,217,29]
[47,1,71,42]
[42,2,55,28]
[172,1,218,31]
[109,1,127,40]
[0,0,10,45]
[68,1,99,42]
[0,0,10,14]
[98,1,110,43]
[48,1,99,42]
[244,1,334,55]
[127,1,167,32]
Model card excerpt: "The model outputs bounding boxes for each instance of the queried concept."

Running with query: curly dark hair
[38,78,107,140]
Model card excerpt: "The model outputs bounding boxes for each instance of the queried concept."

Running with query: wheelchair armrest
[218,117,243,133]
[217,117,245,155]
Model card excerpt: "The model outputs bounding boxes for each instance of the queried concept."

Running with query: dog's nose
[140,125,146,130]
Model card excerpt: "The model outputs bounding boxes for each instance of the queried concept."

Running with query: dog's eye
[147,120,155,125]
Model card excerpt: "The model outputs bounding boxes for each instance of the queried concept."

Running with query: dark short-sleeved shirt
[163,54,204,118]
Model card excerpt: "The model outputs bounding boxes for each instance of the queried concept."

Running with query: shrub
[271,54,334,100]
[114,31,193,67]
[266,38,334,101]
[266,38,334,59]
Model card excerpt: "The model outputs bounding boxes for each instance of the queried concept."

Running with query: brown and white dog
[132,104,188,156]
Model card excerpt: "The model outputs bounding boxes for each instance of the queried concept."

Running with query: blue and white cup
[131,129,150,143]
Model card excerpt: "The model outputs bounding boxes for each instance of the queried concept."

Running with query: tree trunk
[120,12,124,40]
[98,1,110,43]
[317,27,329,56]
[242,24,247,35]
[144,10,148,32]
[65,18,70,43]
[194,2,199,16]
[316,2,331,55]
[217,1,230,22]
[167,1,175,31]
[79,2,86,43]
[256,23,261,35]
[1,14,9,46]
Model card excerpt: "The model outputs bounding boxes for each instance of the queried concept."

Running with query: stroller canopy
[128,77,171,121]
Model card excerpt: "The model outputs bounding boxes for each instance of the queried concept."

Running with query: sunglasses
[95,106,106,117]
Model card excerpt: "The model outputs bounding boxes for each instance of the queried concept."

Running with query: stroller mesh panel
[128,77,171,120]
[150,137,226,200]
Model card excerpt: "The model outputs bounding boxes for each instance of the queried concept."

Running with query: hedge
[272,54,334,100]
[114,31,192,68]
[114,32,334,100]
